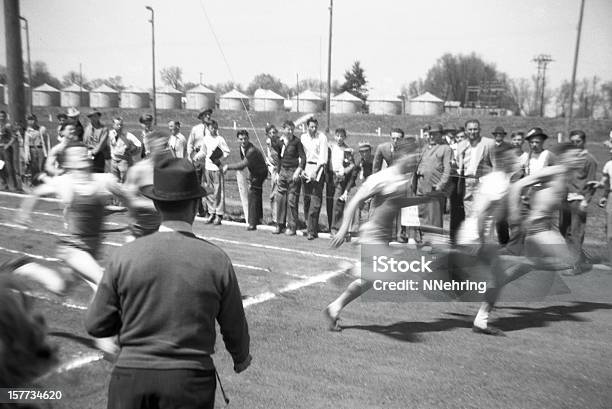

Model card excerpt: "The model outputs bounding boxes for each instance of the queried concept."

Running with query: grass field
[0,184,611,408]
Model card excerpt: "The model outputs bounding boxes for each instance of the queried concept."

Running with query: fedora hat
[197,108,213,120]
[86,110,102,118]
[492,126,507,135]
[140,158,207,201]
[525,127,548,141]
[139,113,153,124]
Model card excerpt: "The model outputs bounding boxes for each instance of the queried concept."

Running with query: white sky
[1,0,611,95]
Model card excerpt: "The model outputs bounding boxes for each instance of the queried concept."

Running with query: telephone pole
[326,0,333,133]
[565,0,585,136]
[146,6,157,125]
[533,54,553,117]
[19,16,32,113]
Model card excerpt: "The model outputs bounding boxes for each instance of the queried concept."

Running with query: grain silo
[155,86,182,110]
[220,89,250,111]
[252,88,285,112]
[185,84,216,110]
[408,92,444,116]
[291,89,323,113]
[330,91,363,114]
[90,84,119,108]
[61,83,89,107]
[4,83,31,107]
[33,83,61,107]
[120,86,150,109]
[367,92,402,115]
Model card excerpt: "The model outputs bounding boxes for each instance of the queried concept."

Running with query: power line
[532,54,553,117]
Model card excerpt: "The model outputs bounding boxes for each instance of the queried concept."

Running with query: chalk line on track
[0,202,356,263]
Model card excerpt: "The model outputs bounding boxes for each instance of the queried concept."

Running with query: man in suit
[223,130,268,230]
[86,157,251,408]
[372,128,408,242]
[415,126,452,228]
[492,126,511,244]
[457,119,496,220]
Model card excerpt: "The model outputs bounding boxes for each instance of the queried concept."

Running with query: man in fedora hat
[66,107,84,141]
[86,157,251,408]
[83,110,109,173]
[187,109,214,217]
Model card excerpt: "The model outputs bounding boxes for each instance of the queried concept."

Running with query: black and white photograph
[0,0,611,408]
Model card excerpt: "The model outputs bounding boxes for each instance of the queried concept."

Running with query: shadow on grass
[341,302,612,342]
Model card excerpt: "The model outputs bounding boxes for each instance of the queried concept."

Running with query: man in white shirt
[194,119,230,225]
[108,117,142,184]
[168,120,186,158]
[187,109,212,217]
[300,117,328,240]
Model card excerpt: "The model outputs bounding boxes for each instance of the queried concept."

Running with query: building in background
[185,84,216,111]
[368,91,402,115]
[291,90,324,113]
[252,88,285,112]
[120,86,150,109]
[90,84,119,108]
[156,86,182,110]
[61,83,89,107]
[220,89,250,111]
[408,92,444,116]
[33,83,60,107]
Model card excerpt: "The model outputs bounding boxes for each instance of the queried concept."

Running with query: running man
[325,140,438,331]
[472,142,586,335]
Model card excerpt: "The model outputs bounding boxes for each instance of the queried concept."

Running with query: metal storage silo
[155,86,182,110]
[33,83,61,107]
[185,84,216,110]
[367,92,402,115]
[252,88,285,112]
[291,90,323,113]
[90,84,119,108]
[330,91,362,114]
[220,89,250,111]
[61,83,89,107]
[120,86,150,109]
[408,92,444,115]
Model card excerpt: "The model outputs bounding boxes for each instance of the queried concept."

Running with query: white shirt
[330,143,352,175]
[168,132,187,158]
[186,124,211,160]
[201,134,230,171]
[300,131,328,178]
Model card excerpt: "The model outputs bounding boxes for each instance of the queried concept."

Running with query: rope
[197,0,266,154]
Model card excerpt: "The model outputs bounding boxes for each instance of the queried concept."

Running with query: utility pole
[566,0,585,136]
[326,0,333,133]
[19,16,32,113]
[296,73,300,113]
[4,0,26,125]
[532,54,553,117]
[199,72,203,85]
[146,6,157,125]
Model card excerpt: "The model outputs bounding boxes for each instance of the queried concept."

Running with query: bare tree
[160,66,183,91]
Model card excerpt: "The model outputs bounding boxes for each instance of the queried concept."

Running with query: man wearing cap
[187,109,213,217]
[23,114,51,180]
[86,157,251,408]
[66,107,84,141]
[223,130,268,230]
[524,127,554,176]
[139,114,154,158]
[415,125,452,228]
[83,110,109,173]
[559,129,598,273]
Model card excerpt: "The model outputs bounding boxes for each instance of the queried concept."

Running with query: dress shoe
[213,215,223,225]
[205,214,216,224]
[285,228,296,236]
[272,225,283,234]
[472,325,506,336]
[307,233,316,240]
[246,225,256,231]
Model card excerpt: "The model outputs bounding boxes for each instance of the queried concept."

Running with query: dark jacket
[226,141,268,176]
[278,137,306,171]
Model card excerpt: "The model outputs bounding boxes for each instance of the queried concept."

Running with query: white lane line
[0,190,62,203]
[0,244,60,262]
[54,352,105,373]
[242,268,346,308]
[0,202,355,262]
[24,291,89,311]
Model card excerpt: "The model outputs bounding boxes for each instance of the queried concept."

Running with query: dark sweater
[226,141,267,176]
[278,137,306,170]
[86,230,250,370]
